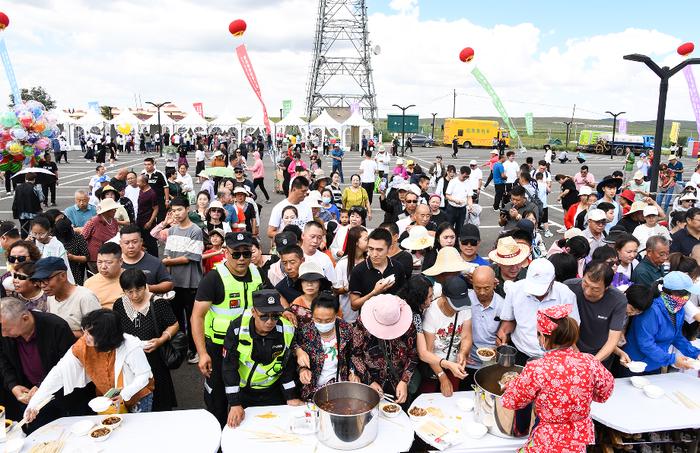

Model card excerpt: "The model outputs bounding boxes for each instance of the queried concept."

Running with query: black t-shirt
[39,161,58,184]
[275,276,302,304]
[348,258,406,298]
[390,250,414,281]
[565,278,627,355]
[144,171,168,205]
[561,179,579,210]
[670,227,700,256]
[195,266,253,305]
[110,177,127,193]
[617,216,642,234]
[122,253,172,285]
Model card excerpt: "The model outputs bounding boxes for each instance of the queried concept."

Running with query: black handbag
[149,299,188,369]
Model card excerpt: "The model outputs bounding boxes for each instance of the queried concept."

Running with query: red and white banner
[193,102,204,118]
[236,44,271,134]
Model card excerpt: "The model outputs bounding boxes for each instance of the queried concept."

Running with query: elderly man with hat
[459,224,489,266]
[583,208,608,258]
[192,231,263,426]
[351,294,417,403]
[81,198,121,275]
[593,175,623,231]
[488,236,530,298]
[496,258,579,365]
[222,289,301,428]
[627,171,650,201]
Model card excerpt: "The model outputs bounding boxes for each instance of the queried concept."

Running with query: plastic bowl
[89,425,113,442]
[643,384,665,399]
[456,398,474,412]
[630,376,650,389]
[380,402,401,418]
[465,422,488,439]
[88,396,112,413]
[476,348,496,362]
[627,361,647,373]
[100,414,123,430]
[408,406,428,422]
[70,419,95,436]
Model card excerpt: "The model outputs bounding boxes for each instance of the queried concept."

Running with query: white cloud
[0,0,696,125]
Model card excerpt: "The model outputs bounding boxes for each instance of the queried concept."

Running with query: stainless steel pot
[312,382,380,450]
[472,364,534,438]
[495,345,517,367]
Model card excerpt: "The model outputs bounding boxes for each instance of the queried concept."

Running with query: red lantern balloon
[459,47,475,63]
[228,19,247,37]
[678,42,695,57]
[0,12,9,31]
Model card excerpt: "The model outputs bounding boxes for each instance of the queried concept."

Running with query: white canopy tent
[175,105,209,132]
[241,112,267,136]
[277,110,308,130]
[51,109,77,149]
[109,107,142,127]
[341,111,373,149]
[76,109,106,129]
[142,111,176,131]
[309,110,341,149]
[210,110,244,139]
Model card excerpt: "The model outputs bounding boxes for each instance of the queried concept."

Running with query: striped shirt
[164,224,204,288]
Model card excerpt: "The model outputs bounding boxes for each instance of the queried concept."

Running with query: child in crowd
[633,205,671,255]
[202,229,226,273]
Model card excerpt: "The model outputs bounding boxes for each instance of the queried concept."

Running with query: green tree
[100,105,114,120]
[7,86,56,110]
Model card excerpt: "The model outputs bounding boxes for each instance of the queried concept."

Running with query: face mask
[322,197,332,204]
[314,321,335,334]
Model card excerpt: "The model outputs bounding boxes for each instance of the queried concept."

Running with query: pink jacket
[251,152,265,179]
[287,159,308,178]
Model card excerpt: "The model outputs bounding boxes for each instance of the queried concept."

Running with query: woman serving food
[501,305,614,453]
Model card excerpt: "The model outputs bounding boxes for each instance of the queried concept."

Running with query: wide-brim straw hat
[423,247,471,276]
[624,201,647,217]
[488,236,531,266]
[97,198,120,215]
[400,225,433,251]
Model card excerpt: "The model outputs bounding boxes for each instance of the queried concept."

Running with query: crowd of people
[1,136,699,452]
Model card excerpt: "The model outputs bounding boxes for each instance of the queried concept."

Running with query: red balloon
[678,42,695,56]
[229,19,247,37]
[459,47,475,63]
[0,12,9,30]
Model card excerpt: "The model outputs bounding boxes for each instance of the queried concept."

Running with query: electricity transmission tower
[305,0,378,122]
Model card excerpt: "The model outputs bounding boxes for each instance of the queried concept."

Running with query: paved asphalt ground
[0,145,694,410]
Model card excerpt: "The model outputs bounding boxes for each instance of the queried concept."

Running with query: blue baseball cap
[97,175,109,183]
[663,271,700,294]
[31,257,68,280]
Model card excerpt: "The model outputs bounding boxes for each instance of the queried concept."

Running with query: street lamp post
[145,101,171,158]
[392,103,415,156]
[431,113,438,141]
[605,111,626,159]
[623,53,700,193]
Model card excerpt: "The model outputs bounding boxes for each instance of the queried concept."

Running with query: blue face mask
[322,197,332,204]
[314,321,335,334]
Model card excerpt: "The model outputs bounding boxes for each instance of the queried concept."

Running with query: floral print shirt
[501,348,614,453]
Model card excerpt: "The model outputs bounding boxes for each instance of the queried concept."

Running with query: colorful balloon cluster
[0,100,60,172]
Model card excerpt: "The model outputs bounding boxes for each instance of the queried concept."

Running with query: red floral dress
[501,348,614,453]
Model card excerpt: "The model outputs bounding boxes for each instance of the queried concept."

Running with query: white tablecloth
[411,392,525,453]
[220,404,414,453]
[21,409,221,453]
[591,373,700,434]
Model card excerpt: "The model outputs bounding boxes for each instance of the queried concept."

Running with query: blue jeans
[129,392,153,413]
[332,162,344,183]
[656,186,674,212]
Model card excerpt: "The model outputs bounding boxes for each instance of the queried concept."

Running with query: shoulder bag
[150,299,188,369]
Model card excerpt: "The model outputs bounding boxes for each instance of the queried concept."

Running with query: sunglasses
[259,313,281,322]
[12,273,29,281]
[235,170,243,174]
[460,239,478,246]
[37,271,65,285]
[230,251,253,259]
[8,255,27,264]
[405,200,418,204]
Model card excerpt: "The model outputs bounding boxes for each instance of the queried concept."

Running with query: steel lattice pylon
[305,0,377,123]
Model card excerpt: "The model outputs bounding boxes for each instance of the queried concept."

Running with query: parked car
[410,134,434,147]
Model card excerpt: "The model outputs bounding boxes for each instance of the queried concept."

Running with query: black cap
[225,232,253,249]
[516,218,535,241]
[603,225,627,244]
[234,166,244,172]
[0,221,19,237]
[442,276,471,311]
[252,289,284,313]
[459,223,480,241]
[274,231,298,250]
[31,257,68,280]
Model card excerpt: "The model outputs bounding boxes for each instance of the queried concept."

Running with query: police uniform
[196,232,262,425]
[222,290,298,409]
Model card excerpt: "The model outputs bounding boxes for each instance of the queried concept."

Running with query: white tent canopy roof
[310,110,341,128]
[51,109,74,125]
[277,109,307,127]
[176,105,208,127]
[342,111,372,127]
[242,112,266,128]
[143,110,175,126]
[210,109,244,126]
[76,109,106,128]
[110,107,142,125]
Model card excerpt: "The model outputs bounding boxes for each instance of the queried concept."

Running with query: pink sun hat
[360,294,413,340]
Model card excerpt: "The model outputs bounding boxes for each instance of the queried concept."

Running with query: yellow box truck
[443,118,510,149]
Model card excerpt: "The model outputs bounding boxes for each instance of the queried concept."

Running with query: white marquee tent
[242,112,267,135]
[175,105,208,130]
[309,110,341,147]
[341,111,373,149]
[109,107,143,127]
[210,110,244,138]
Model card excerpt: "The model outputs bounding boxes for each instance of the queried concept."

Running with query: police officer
[191,231,263,426]
[223,290,302,428]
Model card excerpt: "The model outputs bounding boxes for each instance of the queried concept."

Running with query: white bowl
[70,419,95,436]
[630,376,650,389]
[456,398,474,412]
[465,422,488,439]
[627,361,647,373]
[476,348,496,362]
[380,402,401,418]
[88,396,112,413]
[408,406,428,422]
[643,384,664,399]
[4,438,23,453]
[89,425,113,442]
[100,414,123,430]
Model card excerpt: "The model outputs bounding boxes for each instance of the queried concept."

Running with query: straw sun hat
[488,236,530,266]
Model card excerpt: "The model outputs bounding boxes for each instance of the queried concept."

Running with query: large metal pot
[472,364,535,438]
[313,382,380,450]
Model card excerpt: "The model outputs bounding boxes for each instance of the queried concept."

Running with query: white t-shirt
[503,160,519,183]
[333,257,358,322]
[468,168,483,192]
[48,286,101,331]
[633,224,671,252]
[269,199,313,231]
[125,185,140,218]
[422,302,471,362]
[317,337,338,386]
[445,178,473,208]
[305,249,337,285]
[36,237,75,284]
[375,153,391,172]
[195,150,205,162]
[359,159,377,183]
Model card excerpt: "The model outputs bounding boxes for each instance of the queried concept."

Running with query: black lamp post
[146,101,171,158]
[392,103,415,156]
[623,53,700,193]
[605,111,625,159]
[431,112,438,141]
